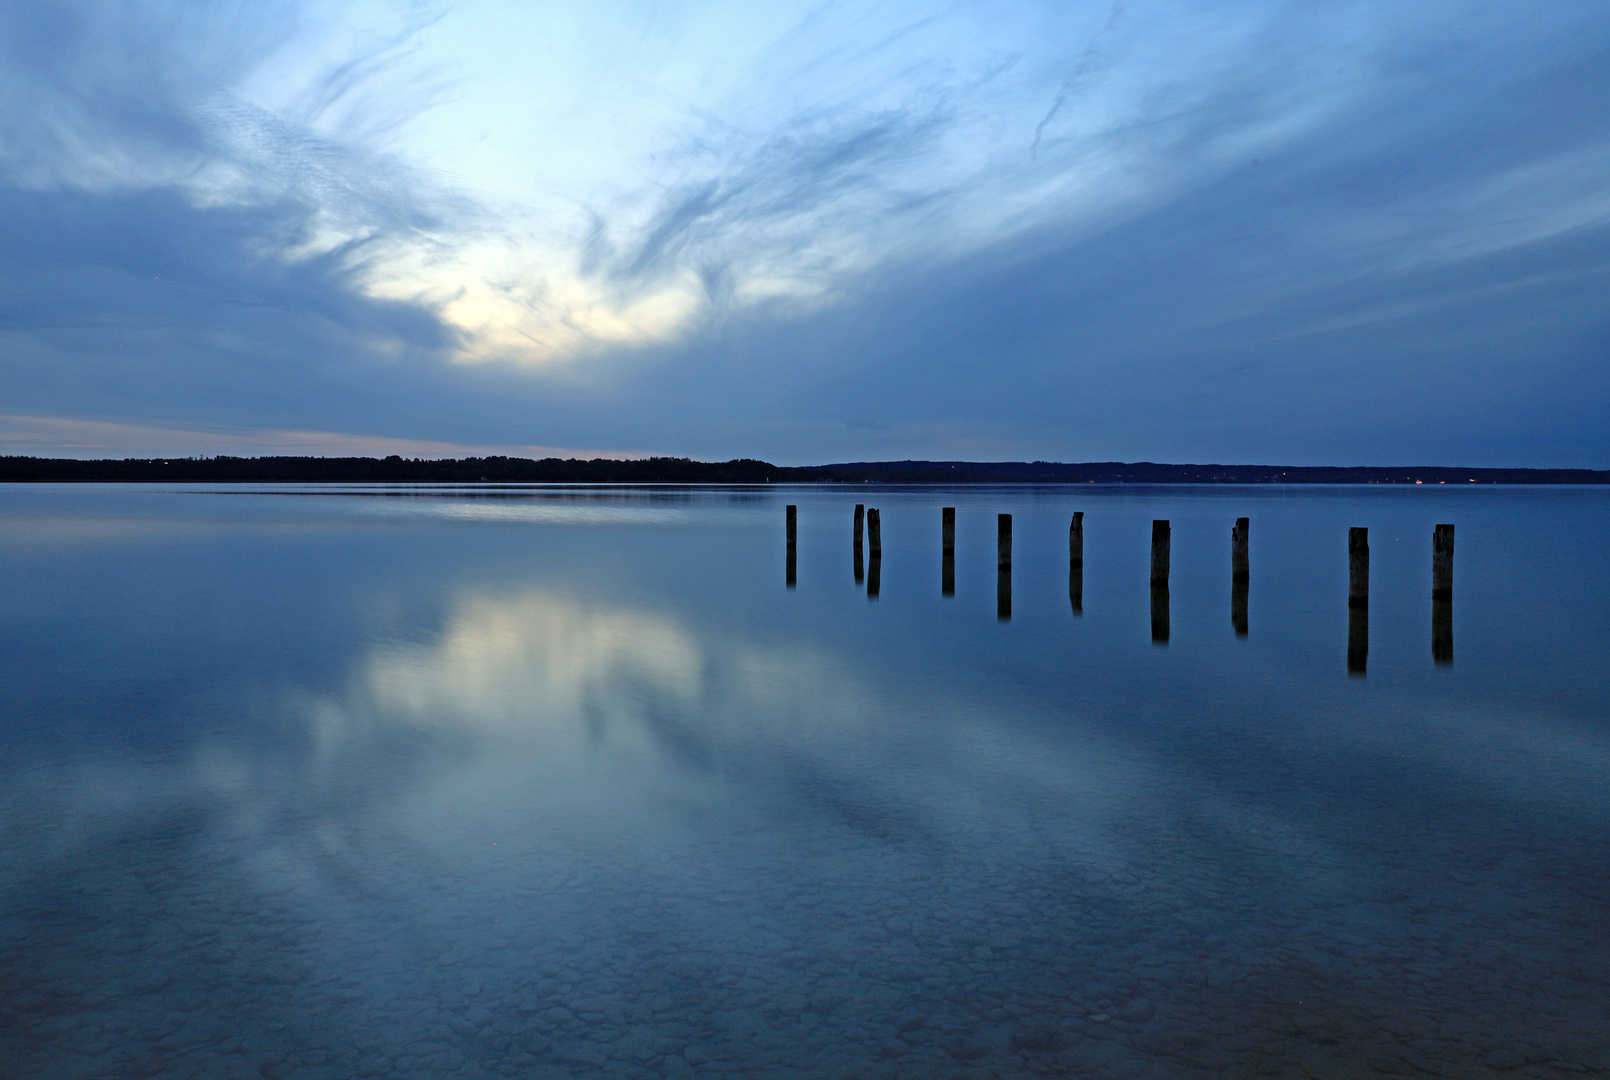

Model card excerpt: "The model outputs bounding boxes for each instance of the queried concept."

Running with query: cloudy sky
[1,0,1606,465]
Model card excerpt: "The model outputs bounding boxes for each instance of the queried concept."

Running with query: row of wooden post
[1344,523,1455,672]
[788,505,1455,667]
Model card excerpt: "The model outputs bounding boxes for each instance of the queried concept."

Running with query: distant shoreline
[2,456,1607,485]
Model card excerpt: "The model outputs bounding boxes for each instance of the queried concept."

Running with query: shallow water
[1,483,1607,1080]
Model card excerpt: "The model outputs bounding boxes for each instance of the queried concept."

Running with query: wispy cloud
[0,414,644,460]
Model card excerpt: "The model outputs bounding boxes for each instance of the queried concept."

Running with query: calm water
[1,483,1607,1080]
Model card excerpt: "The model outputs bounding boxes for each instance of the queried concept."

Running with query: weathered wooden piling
[1432,525,1453,661]
[1151,585,1169,644]
[1432,523,1454,601]
[941,507,956,597]
[785,505,797,588]
[853,503,865,585]
[1348,605,1368,675]
[866,508,882,599]
[1065,512,1084,613]
[1150,520,1170,587]
[1348,527,1369,608]
[1228,516,1249,636]
[997,514,1012,621]
[1432,523,1455,661]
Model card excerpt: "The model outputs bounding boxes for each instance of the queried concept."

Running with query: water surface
[1,484,1607,1079]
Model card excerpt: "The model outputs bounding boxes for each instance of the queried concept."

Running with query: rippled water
[1,483,1607,1080]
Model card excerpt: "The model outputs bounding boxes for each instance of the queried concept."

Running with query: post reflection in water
[1150,585,1169,644]
[1232,578,1248,637]
[786,548,796,589]
[1433,598,1453,665]
[866,552,881,599]
[1348,604,1368,676]
[1068,561,1082,614]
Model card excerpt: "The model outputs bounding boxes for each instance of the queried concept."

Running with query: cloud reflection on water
[287,582,1175,884]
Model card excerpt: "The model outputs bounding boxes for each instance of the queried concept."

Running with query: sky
[1,0,1607,466]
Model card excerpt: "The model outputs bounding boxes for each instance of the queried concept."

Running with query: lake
[1,483,1607,1079]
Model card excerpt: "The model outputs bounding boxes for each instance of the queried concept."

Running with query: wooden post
[941,507,956,597]
[1150,512,1169,640]
[1150,520,1170,587]
[1068,511,1084,614]
[1348,605,1368,675]
[1229,516,1249,636]
[785,504,797,589]
[1432,523,1454,600]
[866,507,882,599]
[853,504,864,585]
[1432,521,1453,664]
[1348,527,1369,608]
[997,514,1011,621]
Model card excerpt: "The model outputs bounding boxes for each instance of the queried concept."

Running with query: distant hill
[0,455,782,484]
[1,455,1605,484]
[799,460,1610,484]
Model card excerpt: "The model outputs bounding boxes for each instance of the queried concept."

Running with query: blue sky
[1,0,1607,464]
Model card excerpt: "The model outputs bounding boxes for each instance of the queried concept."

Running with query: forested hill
[803,461,1610,484]
[1,456,1606,484]
[0,456,783,483]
